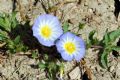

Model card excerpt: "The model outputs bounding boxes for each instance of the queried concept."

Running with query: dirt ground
[0,0,120,80]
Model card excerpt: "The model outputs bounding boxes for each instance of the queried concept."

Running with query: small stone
[116,63,120,78]
[117,63,120,69]
[36,72,46,79]
[0,64,2,67]
[17,52,24,54]
[88,8,93,14]
[116,69,120,78]
[95,66,101,72]
[97,0,102,5]
[109,66,114,72]
[24,52,31,55]
[68,67,81,79]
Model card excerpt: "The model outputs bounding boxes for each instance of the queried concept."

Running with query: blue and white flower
[56,32,85,61]
[32,14,63,47]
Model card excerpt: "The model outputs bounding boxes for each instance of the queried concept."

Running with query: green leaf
[87,30,99,48]
[48,62,56,69]
[109,28,120,42]
[11,11,18,29]
[11,11,17,20]
[0,34,6,41]
[38,62,46,69]
[0,14,11,32]
[78,23,85,30]
[63,22,69,33]
[0,12,18,32]
[14,36,20,44]
[32,51,38,59]
[0,18,5,28]
[77,23,85,33]
[11,19,18,29]
[4,17,11,27]
[0,35,4,41]
[0,31,8,41]
[44,54,49,60]
[89,30,96,41]
[112,46,120,52]
[7,39,14,50]
[100,50,109,68]
[103,32,110,45]
[59,62,64,76]
[87,30,95,48]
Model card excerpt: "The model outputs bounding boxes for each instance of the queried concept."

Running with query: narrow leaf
[0,34,6,41]
[63,22,69,33]
[103,32,110,45]
[38,62,46,69]
[89,30,96,40]
[0,31,8,41]
[112,46,120,52]
[14,36,20,44]
[100,50,109,68]
[11,11,17,20]
[87,30,99,48]
[77,23,85,33]
[0,18,5,27]
[109,28,120,42]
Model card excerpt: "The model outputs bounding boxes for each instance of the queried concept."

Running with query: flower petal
[32,14,63,47]
[61,51,73,61]
[55,32,85,61]
[74,48,85,61]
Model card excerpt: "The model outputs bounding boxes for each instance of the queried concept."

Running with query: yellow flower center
[41,25,52,38]
[64,42,76,55]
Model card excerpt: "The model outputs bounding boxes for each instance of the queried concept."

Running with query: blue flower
[32,14,63,47]
[56,32,85,61]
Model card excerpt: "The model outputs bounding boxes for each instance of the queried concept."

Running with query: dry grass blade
[80,59,92,80]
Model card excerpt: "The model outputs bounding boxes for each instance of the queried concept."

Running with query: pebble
[109,66,114,72]
[88,8,93,14]
[116,69,120,78]
[68,67,81,79]
[97,0,102,5]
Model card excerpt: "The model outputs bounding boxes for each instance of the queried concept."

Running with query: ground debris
[69,66,81,80]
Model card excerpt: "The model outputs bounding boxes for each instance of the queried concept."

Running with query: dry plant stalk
[17,0,26,21]
[80,59,92,80]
